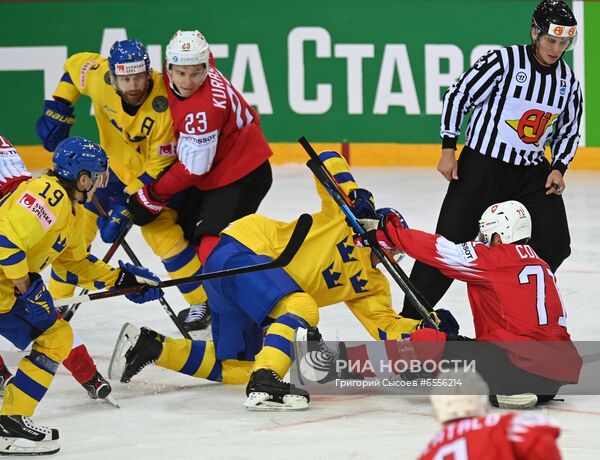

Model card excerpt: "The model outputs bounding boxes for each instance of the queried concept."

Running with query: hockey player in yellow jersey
[110,150,457,411]
[36,39,209,330]
[0,134,123,406]
[0,137,162,455]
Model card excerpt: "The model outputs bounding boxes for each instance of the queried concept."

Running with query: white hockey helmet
[430,370,490,424]
[166,30,210,67]
[478,200,532,245]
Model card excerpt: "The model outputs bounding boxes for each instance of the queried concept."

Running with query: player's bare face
[169,64,207,97]
[114,73,151,106]
[75,173,105,203]
[533,32,571,66]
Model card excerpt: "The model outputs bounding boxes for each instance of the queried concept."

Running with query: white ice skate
[244,369,309,411]
[0,415,59,456]
[108,323,140,381]
[493,393,538,409]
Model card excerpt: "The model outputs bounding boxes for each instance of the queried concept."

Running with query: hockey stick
[55,213,313,307]
[88,198,192,339]
[298,136,437,329]
[62,219,134,322]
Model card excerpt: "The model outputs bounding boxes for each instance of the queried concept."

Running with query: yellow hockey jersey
[53,53,176,194]
[223,152,420,340]
[0,175,119,311]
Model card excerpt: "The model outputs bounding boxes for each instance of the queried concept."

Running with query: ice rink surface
[3,165,599,459]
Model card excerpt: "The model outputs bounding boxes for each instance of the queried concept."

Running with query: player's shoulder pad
[508,413,560,442]
[65,52,107,90]
[472,47,502,71]
[12,177,71,230]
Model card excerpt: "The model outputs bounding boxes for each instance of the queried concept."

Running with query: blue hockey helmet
[108,39,151,76]
[53,136,108,184]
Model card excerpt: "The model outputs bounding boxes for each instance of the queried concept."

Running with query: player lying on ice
[319,199,581,409]
[417,370,563,459]
[109,150,458,411]
[0,135,125,406]
[0,137,162,455]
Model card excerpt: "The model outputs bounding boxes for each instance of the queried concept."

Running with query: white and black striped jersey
[441,45,582,173]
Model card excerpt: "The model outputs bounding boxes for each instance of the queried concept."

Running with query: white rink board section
[2,166,600,459]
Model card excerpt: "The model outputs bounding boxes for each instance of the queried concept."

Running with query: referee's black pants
[402,147,571,318]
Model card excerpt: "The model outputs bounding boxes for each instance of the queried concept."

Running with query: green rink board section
[0,0,591,145]
[585,1,600,147]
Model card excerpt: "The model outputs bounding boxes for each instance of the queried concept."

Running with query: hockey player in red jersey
[129,30,273,332]
[351,200,582,407]
[0,135,32,197]
[418,370,563,460]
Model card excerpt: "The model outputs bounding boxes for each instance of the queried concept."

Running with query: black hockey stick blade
[54,213,313,307]
[158,212,313,288]
[271,212,313,266]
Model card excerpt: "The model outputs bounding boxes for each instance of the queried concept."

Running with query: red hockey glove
[129,184,168,226]
[353,209,407,250]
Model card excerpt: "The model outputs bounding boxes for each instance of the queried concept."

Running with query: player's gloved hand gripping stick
[66,197,193,338]
[55,213,313,307]
[298,136,437,329]
[61,209,134,322]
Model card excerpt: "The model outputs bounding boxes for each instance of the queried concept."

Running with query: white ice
[2,165,599,459]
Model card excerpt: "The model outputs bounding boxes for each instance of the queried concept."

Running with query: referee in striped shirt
[403,0,582,319]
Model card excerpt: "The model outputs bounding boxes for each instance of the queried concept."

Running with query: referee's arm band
[442,136,458,150]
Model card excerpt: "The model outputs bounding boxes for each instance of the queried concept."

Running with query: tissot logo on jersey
[180,132,217,146]
[0,147,18,157]
[17,192,56,229]
[459,242,477,261]
[506,109,559,146]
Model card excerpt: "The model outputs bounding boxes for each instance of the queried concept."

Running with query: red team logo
[158,142,176,157]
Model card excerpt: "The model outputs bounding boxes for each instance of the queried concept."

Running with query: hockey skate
[294,327,352,385]
[177,302,212,334]
[490,393,538,409]
[0,364,13,397]
[82,371,119,408]
[0,415,59,456]
[244,368,310,411]
[108,323,164,383]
